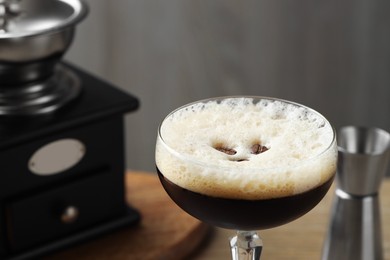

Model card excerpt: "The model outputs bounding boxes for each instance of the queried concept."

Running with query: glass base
[230,231,263,260]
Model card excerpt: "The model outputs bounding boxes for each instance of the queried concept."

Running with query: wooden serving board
[46,171,210,260]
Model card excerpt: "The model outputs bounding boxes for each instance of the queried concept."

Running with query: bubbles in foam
[156,97,337,200]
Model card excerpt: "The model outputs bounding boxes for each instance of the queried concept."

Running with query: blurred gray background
[65,0,390,173]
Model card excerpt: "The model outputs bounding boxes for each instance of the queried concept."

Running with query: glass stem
[230,230,263,260]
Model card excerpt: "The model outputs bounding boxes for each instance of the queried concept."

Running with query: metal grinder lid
[0,0,88,39]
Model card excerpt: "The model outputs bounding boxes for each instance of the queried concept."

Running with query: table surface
[48,171,390,260]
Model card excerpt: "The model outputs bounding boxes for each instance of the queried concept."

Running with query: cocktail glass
[155,96,337,259]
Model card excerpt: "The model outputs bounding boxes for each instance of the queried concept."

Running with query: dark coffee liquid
[157,167,334,230]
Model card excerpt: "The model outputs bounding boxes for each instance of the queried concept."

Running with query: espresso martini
[156,97,337,230]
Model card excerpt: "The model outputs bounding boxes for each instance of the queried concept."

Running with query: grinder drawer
[6,171,124,251]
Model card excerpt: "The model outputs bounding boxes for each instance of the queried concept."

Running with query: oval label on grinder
[29,139,86,176]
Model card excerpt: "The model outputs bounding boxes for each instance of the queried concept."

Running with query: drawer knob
[61,206,79,224]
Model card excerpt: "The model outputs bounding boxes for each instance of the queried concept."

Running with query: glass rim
[157,95,337,171]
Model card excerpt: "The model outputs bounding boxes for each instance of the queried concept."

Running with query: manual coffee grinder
[0,0,140,259]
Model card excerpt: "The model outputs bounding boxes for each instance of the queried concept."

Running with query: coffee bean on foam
[156,97,337,200]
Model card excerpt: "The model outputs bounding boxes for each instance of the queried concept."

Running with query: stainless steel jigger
[322,126,390,260]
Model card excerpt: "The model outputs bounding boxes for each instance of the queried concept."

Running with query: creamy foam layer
[156,97,337,200]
